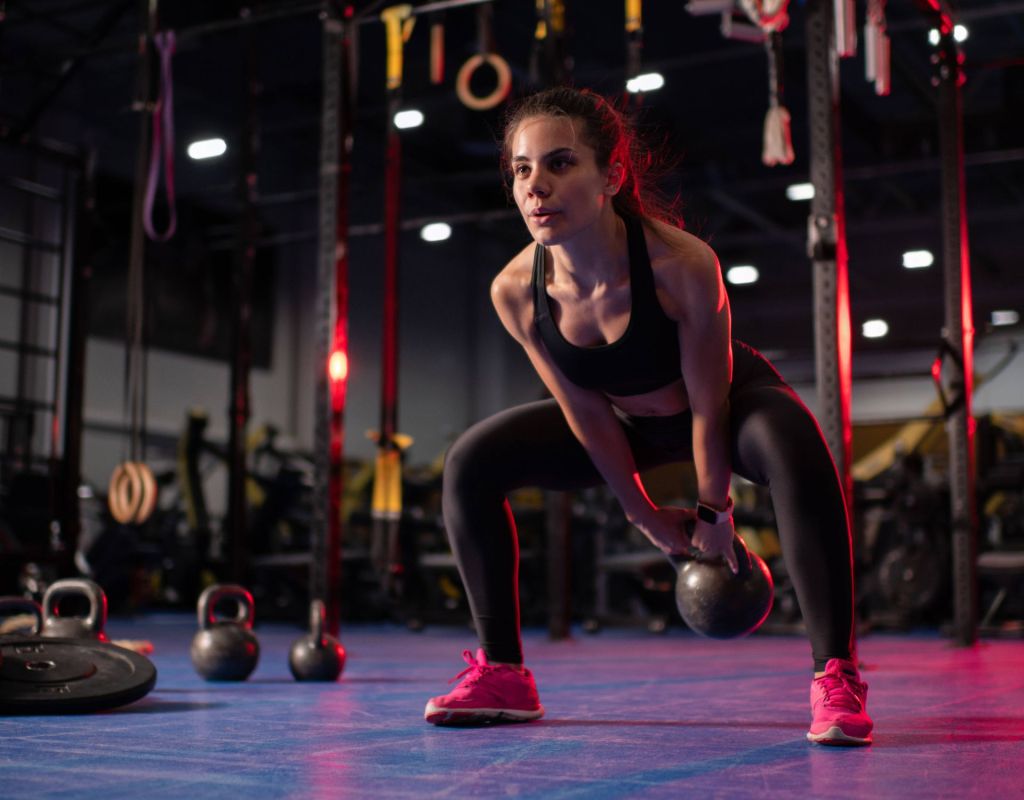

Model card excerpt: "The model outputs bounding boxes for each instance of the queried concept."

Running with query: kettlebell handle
[669,533,754,576]
[197,584,256,630]
[309,599,326,647]
[42,578,107,634]
[0,596,43,635]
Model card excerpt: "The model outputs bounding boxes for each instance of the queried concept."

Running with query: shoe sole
[807,726,872,746]
[424,703,544,726]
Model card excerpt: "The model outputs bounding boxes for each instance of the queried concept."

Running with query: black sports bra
[532,215,682,396]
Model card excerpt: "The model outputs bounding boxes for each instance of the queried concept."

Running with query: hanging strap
[143,30,177,242]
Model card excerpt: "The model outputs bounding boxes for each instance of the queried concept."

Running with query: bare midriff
[606,376,690,418]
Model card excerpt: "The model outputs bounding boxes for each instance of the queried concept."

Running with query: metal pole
[934,15,978,645]
[57,151,94,568]
[227,21,260,583]
[805,0,853,506]
[313,1,353,639]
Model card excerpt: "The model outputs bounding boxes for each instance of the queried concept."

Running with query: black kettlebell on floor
[289,599,346,682]
[0,596,43,636]
[40,578,109,641]
[191,584,260,681]
[671,533,774,639]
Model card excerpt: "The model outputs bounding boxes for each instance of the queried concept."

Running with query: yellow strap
[371,449,403,518]
[626,0,642,32]
[380,4,414,91]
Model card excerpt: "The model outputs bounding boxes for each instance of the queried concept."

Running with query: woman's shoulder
[642,218,718,274]
[490,241,538,343]
[642,218,722,317]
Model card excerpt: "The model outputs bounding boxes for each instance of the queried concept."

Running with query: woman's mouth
[530,209,560,225]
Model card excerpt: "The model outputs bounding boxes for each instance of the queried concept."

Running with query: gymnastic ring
[134,462,158,524]
[108,462,141,524]
[455,52,511,111]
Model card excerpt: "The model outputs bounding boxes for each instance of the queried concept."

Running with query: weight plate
[0,637,157,714]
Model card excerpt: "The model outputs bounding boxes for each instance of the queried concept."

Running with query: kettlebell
[40,578,109,641]
[289,599,346,682]
[190,584,260,681]
[0,596,43,636]
[671,534,774,639]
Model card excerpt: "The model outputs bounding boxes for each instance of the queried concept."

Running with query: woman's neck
[547,208,630,293]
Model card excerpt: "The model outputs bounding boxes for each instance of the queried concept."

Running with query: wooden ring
[134,462,158,524]
[455,53,511,111]
[108,463,138,524]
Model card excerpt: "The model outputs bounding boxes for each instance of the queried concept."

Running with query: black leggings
[442,342,854,671]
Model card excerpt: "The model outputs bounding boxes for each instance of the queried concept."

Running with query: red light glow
[329,350,348,384]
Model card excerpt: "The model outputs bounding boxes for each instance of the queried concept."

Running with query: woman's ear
[605,162,625,195]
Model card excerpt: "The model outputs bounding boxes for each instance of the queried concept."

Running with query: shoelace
[817,670,865,712]
[449,649,493,686]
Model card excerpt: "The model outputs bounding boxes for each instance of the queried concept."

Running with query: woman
[423,87,872,746]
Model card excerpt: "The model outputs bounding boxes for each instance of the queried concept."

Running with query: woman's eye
[514,165,529,177]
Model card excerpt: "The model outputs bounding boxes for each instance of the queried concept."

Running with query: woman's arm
[656,231,738,570]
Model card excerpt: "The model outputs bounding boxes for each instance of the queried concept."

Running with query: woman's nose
[527,177,549,198]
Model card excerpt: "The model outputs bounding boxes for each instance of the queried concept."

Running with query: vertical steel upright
[934,14,978,646]
[313,2,353,637]
[804,0,853,506]
[58,150,95,564]
[227,24,260,584]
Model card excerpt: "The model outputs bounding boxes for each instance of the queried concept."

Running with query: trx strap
[373,5,414,591]
[143,30,177,242]
[738,0,794,166]
[625,0,643,82]
[864,0,891,96]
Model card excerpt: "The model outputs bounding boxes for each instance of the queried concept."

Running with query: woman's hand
[690,517,739,574]
[628,506,698,556]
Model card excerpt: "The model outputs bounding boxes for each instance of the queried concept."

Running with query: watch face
[697,505,717,524]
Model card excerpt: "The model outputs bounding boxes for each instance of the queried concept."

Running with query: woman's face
[509,114,617,246]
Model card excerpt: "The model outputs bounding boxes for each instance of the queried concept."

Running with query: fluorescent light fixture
[626,72,665,93]
[991,309,1019,326]
[902,249,934,269]
[420,222,452,242]
[786,182,815,201]
[862,319,889,339]
[954,24,968,42]
[394,109,424,129]
[726,265,759,285]
[187,138,227,160]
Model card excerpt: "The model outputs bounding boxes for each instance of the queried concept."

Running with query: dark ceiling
[2,0,1022,379]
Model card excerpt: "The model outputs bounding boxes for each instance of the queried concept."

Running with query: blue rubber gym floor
[2,615,1023,799]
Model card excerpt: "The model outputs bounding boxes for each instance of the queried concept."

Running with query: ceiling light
[902,249,934,269]
[928,28,940,46]
[726,265,759,285]
[862,319,889,339]
[394,109,424,129]
[785,183,814,201]
[991,310,1019,327]
[954,24,968,42]
[626,72,665,93]
[187,138,227,160]
[420,222,451,242]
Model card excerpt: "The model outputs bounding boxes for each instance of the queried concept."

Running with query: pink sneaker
[424,649,544,726]
[807,658,873,745]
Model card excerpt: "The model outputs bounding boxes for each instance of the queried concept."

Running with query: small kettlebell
[0,596,43,635]
[288,599,346,682]
[190,584,260,681]
[41,578,109,641]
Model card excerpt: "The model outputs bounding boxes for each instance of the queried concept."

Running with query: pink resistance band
[143,30,177,242]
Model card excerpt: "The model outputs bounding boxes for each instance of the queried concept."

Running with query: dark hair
[500,87,680,226]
